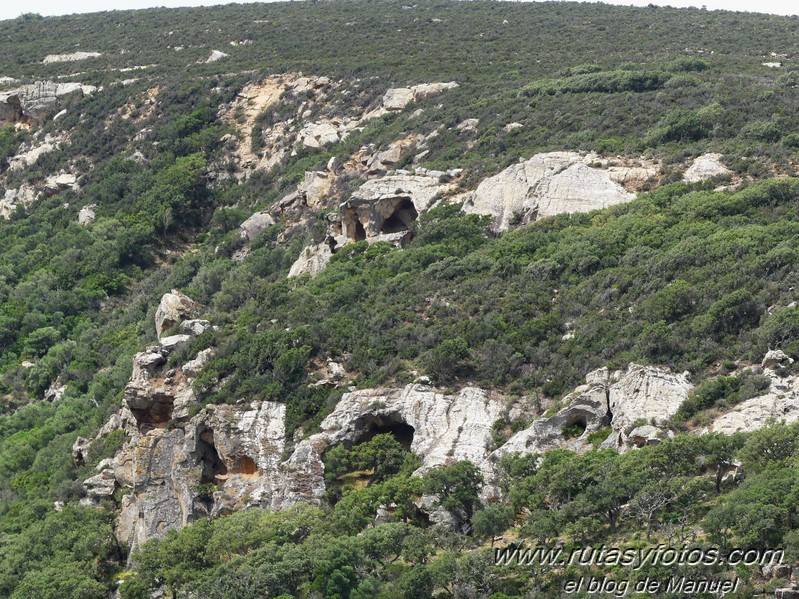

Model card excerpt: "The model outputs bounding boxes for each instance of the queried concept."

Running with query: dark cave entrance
[353,219,367,241]
[380,197,418,235]
[197,428,228,484]
[562,413,587,439]
[354,415,416,451]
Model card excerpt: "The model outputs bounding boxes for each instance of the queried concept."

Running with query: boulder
[77,205,96,225]
[84,469,117,499]
[44,173,78,195]
[602,364,691,448]
[495,368,612,459]
[496,364,691,456]
[182,348,216,376]
[297,170,333,209]
[205,50,229,63]
[298,121,347,148]
[627,424,667,447]
[762,349,794,369]
[72,437,92,466]
[711,380,799,434]
[180,319,213,336]
[456,118,479,132]
[239,211,275,240]
[340,173,449,241]
[155,290,197,338]
[159,334,191,353]
[8,133,64,171]
[683,153,732,182]
[288,241,334,278]
[0,185,37,219]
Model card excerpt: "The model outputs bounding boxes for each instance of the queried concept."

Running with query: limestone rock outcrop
[0,81,96,125]
[288,171,457,278]
[683,153,732,182]
[382,82,459,111]
[340,172,451,242]
[44,173,78,195]
[8,133,65,172]
[154,290,198,338]
[462,152,648,232]
[205,50,229,63]
[711,354,799,435]
[280,384,507,505]
[93,350,792,554]
[494,364,691,458]
[0,185,37,219]
[43,51,102,63]
[602,364,691,448]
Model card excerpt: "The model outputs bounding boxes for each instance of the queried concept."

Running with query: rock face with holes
[493,364,691,459]
[340,173,447,243]
[83,332,287,556]
[85,354,761,553]
[462,152,653,232]
[288,171,455,277]
[0,80,96,125]
[278,383,507,506]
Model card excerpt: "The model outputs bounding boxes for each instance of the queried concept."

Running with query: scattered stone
[761,349,793,369]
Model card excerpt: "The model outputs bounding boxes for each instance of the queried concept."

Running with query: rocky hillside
[3,2,799,598]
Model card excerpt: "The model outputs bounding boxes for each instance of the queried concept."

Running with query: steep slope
[2,2,799,598]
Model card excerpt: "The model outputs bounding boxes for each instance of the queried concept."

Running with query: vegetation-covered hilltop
[2,1,799,597]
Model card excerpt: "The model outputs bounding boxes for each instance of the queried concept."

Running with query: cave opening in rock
[197,429,228,484]
[562,413,587,439]
[353,219,367,241]
[380,197,418,235]
[355,416,416,451]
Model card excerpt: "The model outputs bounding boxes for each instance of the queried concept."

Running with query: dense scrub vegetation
[114,423,799,598]
[2,1,799,596]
